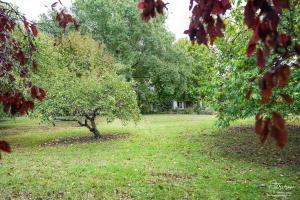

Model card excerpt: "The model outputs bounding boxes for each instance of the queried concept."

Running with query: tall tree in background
[176,39,216,110]
[73,0,192,112]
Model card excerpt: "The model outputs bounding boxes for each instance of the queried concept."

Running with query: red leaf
[264,46,270,57]
[256,48,265,68]
[272,112,285,131]
[139,0,156,22]
[23,18,29,30]
[196,24,207,45]
[31,86,38,99]
[155,0,165,14]
[280,93,293,104]
[56,13,62,22]
[260,118,270,143]
[272,0,289,9]
[246,43,256,56]
[276,65,291,87]
[29,44,37,55]
[37,88,46,101]
[3,104,9,113]
[216,16,225,30]
[5,63,12,71]
[271,125,287,148]
[294,44,300,54]
[16,51,26,65]
[138,2,145,9]
[32,60,37,70]
[212,2,222,15]
[27,101,34,110]
[30,24,38,37]
[279,34,291,47]
[258,21,270,41]
[0,141,11,153]
[221,0,231,10]
[244,1,256,29]
[255,114,264,134]
[245,88,252,100]
[260,72,275,104]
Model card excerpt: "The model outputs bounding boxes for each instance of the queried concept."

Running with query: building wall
[150,100,188,112]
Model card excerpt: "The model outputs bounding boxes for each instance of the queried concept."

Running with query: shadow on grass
[213,125,300,168]
[0,121,80,137]
[41,133,130,147]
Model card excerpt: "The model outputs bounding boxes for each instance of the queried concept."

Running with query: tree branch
[77,118,92,130]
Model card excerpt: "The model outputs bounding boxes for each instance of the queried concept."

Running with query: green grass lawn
[0,115,299,200]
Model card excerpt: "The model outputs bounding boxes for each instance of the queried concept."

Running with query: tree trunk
[90,118,101,139]
[77,116,101,139]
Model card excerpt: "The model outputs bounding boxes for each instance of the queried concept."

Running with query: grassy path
[0,115,299,199]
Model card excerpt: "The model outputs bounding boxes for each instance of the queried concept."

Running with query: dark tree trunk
[77,115,101,139]
[90,118,101,139]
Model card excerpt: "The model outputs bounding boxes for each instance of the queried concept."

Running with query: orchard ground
[0,114,299,199]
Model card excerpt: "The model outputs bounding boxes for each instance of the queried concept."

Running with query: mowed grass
[0,114,299,200]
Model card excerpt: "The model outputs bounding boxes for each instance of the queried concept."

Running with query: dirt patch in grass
[149,172,192,183]
[41,134,129,147]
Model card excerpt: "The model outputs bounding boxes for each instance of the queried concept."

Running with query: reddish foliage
[0,92,35,115]
[184,0,230,45]
[0,1,76,157]
[272,112,285,131]
[244,1,255,29]
[271,112,288,147]
[0,4,42,118]
[255,117,270,144]
[280,93,293,104]
[137,0,167,22]
[295,44,300,54]
[16,51,27,66]
[30,24,38,36]
[245,88,252,100]
[260,72,274,104]
[52,1,79,31]
[273,0,290,9]
[255,114,264,134]
[258,63,292,105]
[31,86,46,101]
[246,43,256,56]
[271,125,287,148]
[32,60,37,70]
[0,141,11,153]
[255,113,288,147]
[244,0,293,70]
[256,48,265,68]
[0,1,76,118]
[23,18,29,30]
[275,64,291,87]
